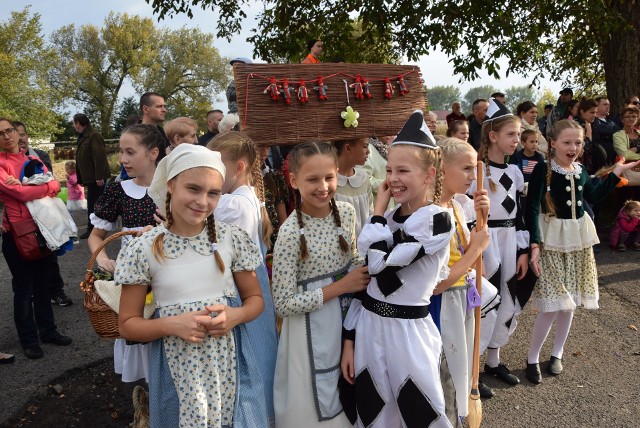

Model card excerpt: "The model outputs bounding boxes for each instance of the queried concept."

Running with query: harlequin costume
[343,112,454,428]
[468,99,532,354]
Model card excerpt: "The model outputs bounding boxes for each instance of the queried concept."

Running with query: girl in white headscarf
[114,144,269,428]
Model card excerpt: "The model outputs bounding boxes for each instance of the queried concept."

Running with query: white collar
[550,160,582,177]
[121,179,149,199]
[142,224,216,259]
[337,168,367,187]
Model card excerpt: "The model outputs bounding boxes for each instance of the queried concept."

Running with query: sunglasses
[631,101,640,105]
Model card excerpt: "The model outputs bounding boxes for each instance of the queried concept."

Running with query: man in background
[198,110,223,146]
[468,99,489,151]
[139,92,170,149]
[301,39,323,64]
[73,113,111,240]
[446,101,466,126]
[538,104,553,138]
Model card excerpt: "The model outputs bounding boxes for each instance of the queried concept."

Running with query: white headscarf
[148,143,226,217]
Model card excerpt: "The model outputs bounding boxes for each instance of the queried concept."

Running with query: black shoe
[484,363,520,385]
[24,346,44,359]
[42,332,72,346]
[526,363,541,384]
[79,229,92,239]
[478,381,495,399]
[548,356,563,376]
[51,292,73,306]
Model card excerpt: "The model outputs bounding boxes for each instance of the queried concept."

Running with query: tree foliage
[49,13,156,137]
[505,85,537,113]
[536,88,557,112]
[112,96,140,135]
[462,85,500,113]
[426,85,461,111]
[0,8,61,138]
[48,13,228,137]
[145,0,639,111]
[133,27,230,131]
[249,16,400,64]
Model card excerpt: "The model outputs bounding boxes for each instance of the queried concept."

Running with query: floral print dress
[115,222,268,428]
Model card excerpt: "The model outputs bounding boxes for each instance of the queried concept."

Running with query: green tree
[51,115,77,142]
[505,85,537,113]
[112,96,140,135]
[249,17,400,64]
[536,88,557,112]
[49,13,157,137]
[426,85,462,111]
[133,27,230,131]
[146,0,639,112]
[0,8,60,138]
[463,85,500,113]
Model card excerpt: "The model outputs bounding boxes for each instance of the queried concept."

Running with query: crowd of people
[1,44,639,427]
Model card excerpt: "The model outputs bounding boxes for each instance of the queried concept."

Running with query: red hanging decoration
[297,79,309,103]
[314,76,328,101]
[281,78,294,105]
[264,77,280,101]
[350,75,365,100]
[362,76,373,99]
[384,77,394,99]
[397,75,409,96]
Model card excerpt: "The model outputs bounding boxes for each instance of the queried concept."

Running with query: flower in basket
[341,106,359,128]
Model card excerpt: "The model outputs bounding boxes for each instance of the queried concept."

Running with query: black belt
[487,218,515,228]
[362,293,429,319]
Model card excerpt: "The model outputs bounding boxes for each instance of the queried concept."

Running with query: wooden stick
[467,160,485,428]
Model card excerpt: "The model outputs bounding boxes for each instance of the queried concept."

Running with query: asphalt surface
[1,213,639,427]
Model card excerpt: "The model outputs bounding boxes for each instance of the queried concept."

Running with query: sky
[5,0,562,113]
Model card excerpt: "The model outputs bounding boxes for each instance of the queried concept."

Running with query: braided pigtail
[480,146,497,193]
[206,213,225,272]
[251,150,273,249]
[544,149,557,217]
[330,198,350,253]
[432,151,444,205]
[294,189,309,259]
[152,192,173,262]
[165,191,174,229]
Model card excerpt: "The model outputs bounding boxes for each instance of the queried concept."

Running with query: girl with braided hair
[470,98,530,389]
[208,131,278,425]
[341,111,456,428]
[115,144,269,427]
[88,124,166,384]
[524,119,639,385]
[272,141,369,428]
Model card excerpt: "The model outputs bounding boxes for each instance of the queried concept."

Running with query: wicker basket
[233,63,427,146]
[80,230,138,339]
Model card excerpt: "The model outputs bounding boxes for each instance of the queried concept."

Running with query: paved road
[1,217,639,427]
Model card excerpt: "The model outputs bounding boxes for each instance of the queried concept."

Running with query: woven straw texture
[234,63,427,146]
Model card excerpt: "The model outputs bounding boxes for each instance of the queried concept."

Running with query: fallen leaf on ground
[628,324,637,331]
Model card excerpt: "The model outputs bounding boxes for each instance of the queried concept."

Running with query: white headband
[149,144,226,217]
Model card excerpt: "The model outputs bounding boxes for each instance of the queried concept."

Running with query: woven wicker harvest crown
[233,63,427,146]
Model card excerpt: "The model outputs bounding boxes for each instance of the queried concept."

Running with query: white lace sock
[551,310,574,359]
[527,311,557,364]
[486,347,500,368]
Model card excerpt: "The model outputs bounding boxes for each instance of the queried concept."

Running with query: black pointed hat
[484,98,513,122]
[391,110,438,149]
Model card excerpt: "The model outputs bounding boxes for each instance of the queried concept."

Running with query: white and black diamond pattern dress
[344,204,455,428]
[468,161,530,349]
